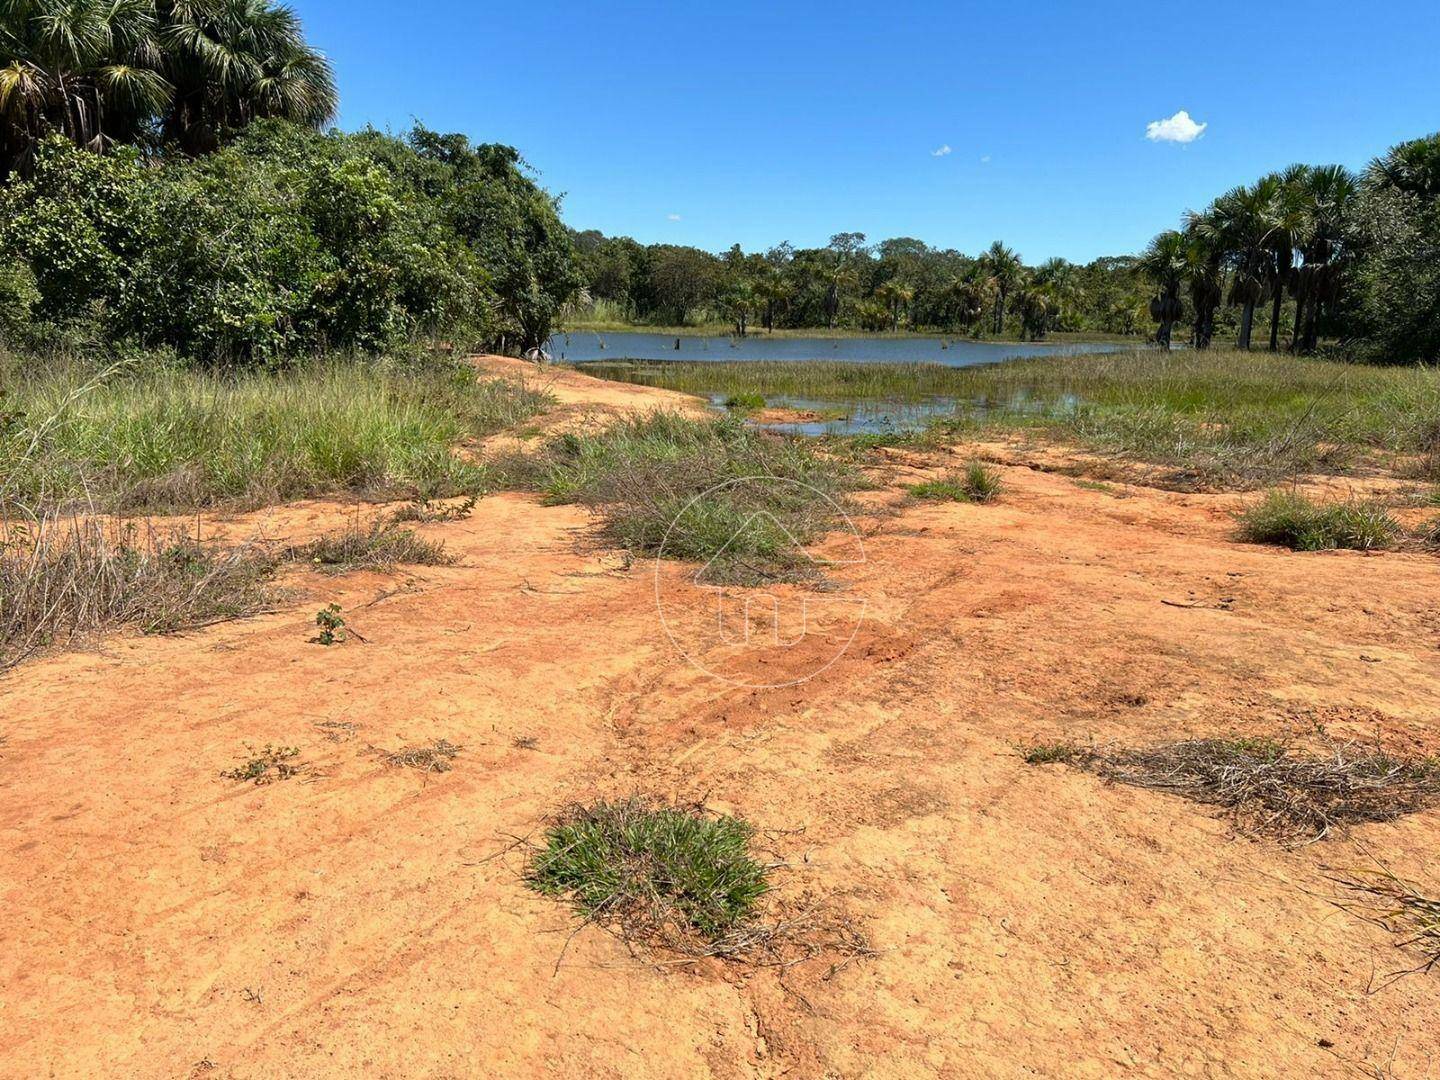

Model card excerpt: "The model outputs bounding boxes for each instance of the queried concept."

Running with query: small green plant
[1416,514,1440,545]
[312,603,345,645]
[1019,741,1086,765]
[724,392,766,411]
[391,495,478,524]
[222,744,303,785]
[908,477,971,502]
[1237,490,1400,551]
[528,798,771,941]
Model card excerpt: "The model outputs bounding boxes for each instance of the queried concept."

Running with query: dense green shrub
[0,123,579,365]
[0,260,39,342]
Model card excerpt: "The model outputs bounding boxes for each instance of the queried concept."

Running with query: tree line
[1,0,1436,365]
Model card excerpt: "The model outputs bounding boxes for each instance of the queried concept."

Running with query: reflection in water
[722,390,1084,437]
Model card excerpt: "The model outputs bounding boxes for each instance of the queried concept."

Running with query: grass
[0,351,551,512]
[1333,867,1440,984]
[0,515,280,672]
[496,412,861,583]
[581,351,1440,490]
[909,461,1004,503]
[384,739,460,773]
[527,798,771,942]
[1024,737,1440,842]
[724,392,766,411]
[286,520,456,574]
[1237,490,1401,550]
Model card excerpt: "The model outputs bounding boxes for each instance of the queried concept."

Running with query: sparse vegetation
[1019,741,1084,765]
[391,495,478,524]
[1237,490,1400,550]
[0,516,279,671]
[287,521,455,574]
[909,461,1003,503]
[724,392,766,411]
[1333,867,1440,983]
[222,744,303,785]
[1025,737,1440,842]
[498,412,861,583]
[585,351,1440,490]
[384,739,460,773]
[528,798,771,942]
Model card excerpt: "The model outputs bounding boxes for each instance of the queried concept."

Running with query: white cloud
[931,144,952,157]
[1146,110,1207,144]
[979,154,991,164]
[666,213,682,221]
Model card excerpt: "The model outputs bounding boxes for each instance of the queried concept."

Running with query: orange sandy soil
[4,358,1440,1078]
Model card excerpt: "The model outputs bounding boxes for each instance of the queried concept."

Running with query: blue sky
[293,0,1439,263]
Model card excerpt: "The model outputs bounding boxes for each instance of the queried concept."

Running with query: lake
[545,330,1129,366]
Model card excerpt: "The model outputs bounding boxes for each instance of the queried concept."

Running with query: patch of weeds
[1074,478,1114,493]
[384,738,460,773]
[1019,741,1087,765]
[287,521,455,574]
[1332,866,1440,985]
[499,413,862,585]
[960,461,1004,502]
[526,798,872,967]
[724,392,766,411]
[1237,490,1400,551]
[313,719,358,743]
[222,744,303,785]
[908,477,971,502]
[1,516,279,672]
[529,798,770,941]
[1029,737,1440,842]
[312,603,345,645]
[391,495,478,524]
[1415,514,1440,546]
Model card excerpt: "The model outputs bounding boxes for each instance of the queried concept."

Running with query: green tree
[1138,229,1187,349]
[979,241,1022,334]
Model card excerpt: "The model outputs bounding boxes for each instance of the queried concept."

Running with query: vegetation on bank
[495,412,861,583]
[582,351,1440,488]
[1236,491,1400,551]
[0,350,551,512]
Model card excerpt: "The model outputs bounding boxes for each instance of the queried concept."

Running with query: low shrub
[286,520,455,574]
[1237,490,1399,551]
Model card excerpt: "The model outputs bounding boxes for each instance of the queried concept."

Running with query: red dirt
[3,360,1439,1078]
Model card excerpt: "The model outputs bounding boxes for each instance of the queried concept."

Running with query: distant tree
[1182,216,1225,349]
[1138,229,1187,349]
[979,241,1022,333]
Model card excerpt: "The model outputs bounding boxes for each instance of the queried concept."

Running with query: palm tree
[1182,216,1225,350]
[1200,175,1285,350]
[1263,165,1309,351]
[1014,278,1053,341]
[873,280,913,331]
[0,0,170,171]
[1367,133,1440,198]
[1137,230,1187,349]
[158,0,336,155]
[945,270,992,336]
[979,241,1022,334]
[0,0,335,173]
[1290,164,1358,353]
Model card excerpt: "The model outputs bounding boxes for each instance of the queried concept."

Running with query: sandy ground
[3,359,1440,1078]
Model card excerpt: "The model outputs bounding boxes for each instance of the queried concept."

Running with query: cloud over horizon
[666,213,682,221]
[1146,110,1207,144]
[931,144,952,157]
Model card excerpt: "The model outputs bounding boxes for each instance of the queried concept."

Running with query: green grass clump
[527,799,771,940]
[286,521,455,574]
[724,392,766,411]
[0,353,551,511]
[909,461,1003,504]
[499,412,861,583]
[1237,490,1400,551]
[1019,741,1087,765]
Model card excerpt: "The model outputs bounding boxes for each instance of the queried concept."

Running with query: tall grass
[497,412,861,583]
[581,351,1440,488]
[0,354,552,512]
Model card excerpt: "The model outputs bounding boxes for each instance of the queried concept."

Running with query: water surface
[546,331,1125,366]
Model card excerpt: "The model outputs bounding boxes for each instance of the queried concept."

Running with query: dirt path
[3,363,1439,1078]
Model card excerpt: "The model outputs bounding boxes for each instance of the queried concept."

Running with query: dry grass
[1024,737,1440,842]
[285,520,456,574]
[1331,865,1440,986]
[384,739,460,773]
[1,514,280,672]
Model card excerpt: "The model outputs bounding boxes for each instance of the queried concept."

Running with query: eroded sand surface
[3,359,1439,1078]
